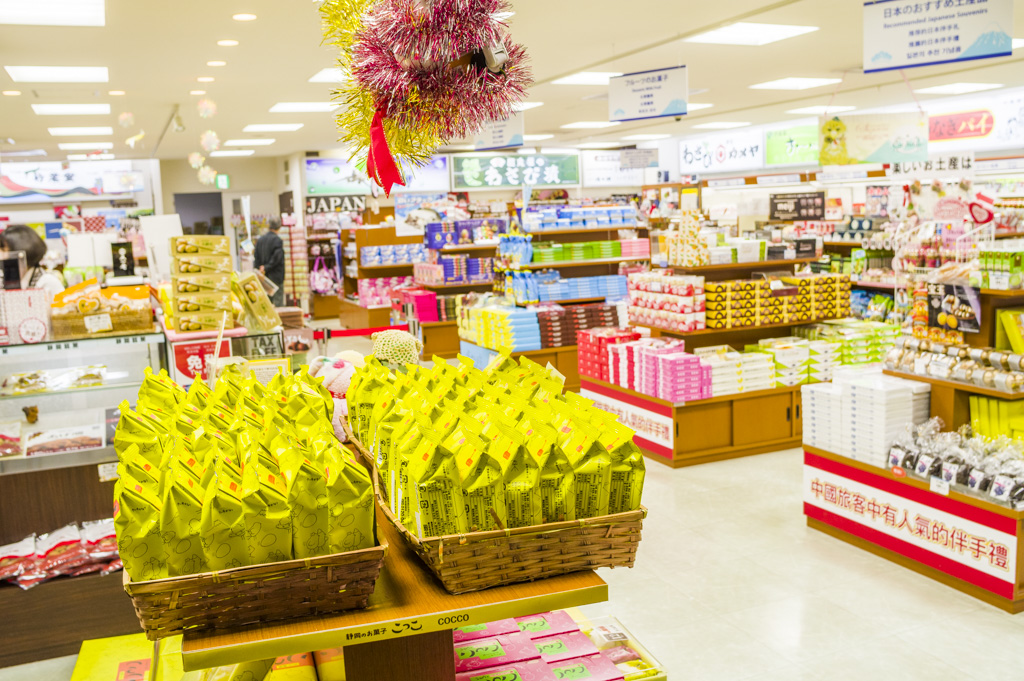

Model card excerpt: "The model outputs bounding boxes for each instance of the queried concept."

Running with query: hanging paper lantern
[321,0,531,196]
[197,98,217,119]
[126,130,146,149]
[188,152,206,169]
[198,166,217,185]
[200,130,221,153]
[118,112,135,128]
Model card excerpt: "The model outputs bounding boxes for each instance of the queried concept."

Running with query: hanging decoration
[198,166,217,185]
[126,131,146,149]
[188,152,206,169]
[197,98,218,119]
[320,0,531,196]
[200,130,221,153]
[118,112,135,128]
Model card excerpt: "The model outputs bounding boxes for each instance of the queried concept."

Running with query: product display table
[181,507,609,680]
[804,446,1024,613]
[458,341,581,391]
[580,378,802,467]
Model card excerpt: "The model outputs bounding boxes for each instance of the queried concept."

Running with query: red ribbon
[367,109,405,197]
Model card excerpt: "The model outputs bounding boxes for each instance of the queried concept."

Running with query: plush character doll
[311,350,366,417]
[371,329,423,368]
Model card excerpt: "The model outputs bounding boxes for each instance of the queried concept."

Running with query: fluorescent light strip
[523,134,554,141]
[0,0,105,26]
[58,142,113,150]
[32,103,111,116]
[577,142,622,149]
[552,71,622,86]
[48,126,113,136]
[622,134,671,141]
[233,13,257,21]
[308,68,347,83]
[692,122,750,129]
[210,149,255,157]
[750,77,842,90]
[67,153,115,160]
[513,102,544,111]
[914,82,1003,95]
[561,121,621,129]
[243,123,304,132]
[225,139,276,146]
[685,22,818,46]
[786,105,856,115]
[1,149,46,157]
[269,102,338,113]
[217,39,239,47]
[4,65,108,83]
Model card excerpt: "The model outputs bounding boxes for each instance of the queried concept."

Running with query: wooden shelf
[518,256,649,270]
[637,317,838,338]
[417,281,494,290]
[823,241,864,247]
[436,244,498,253]
[882,369,1024,400]
[524,225,648,236]
[359,263,415,271]
[181,505,608,672]
[419,320,457,328]
[581,376,801,408]
[978,289,1024,298]
[852,281,897,290]
[994,232,1024,240]
[666,257,819,274]
[517,296,607,307]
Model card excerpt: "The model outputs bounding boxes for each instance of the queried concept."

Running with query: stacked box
[697,347,775,397]
[838,373,931,467]
[170,235,233,332]
[474,307,542,352]
[537,309,576,348]
[634,341,686,397]
[758,338,811,387]
[807,340,842,382]
[801,382,844,453]
[654,352,707,402]
[578,327,641,382]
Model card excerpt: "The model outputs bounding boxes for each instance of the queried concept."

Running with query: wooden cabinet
[734,393,793,446]
[676,403,732,454]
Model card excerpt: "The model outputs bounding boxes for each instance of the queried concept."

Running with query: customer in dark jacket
[254,218,286,306]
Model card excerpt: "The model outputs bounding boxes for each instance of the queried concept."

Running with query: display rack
[179,506,609,681]
[459,341,581,392]
[338,225,421,331]
[307,231,342,320]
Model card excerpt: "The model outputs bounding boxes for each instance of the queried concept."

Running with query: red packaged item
[101,558,123,576]
[81,518,118,561]
[0,535,35,581]
[69,562,105,577]
[34,523,89,575]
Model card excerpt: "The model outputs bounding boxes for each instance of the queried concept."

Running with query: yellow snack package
[295,366,334,421]
[323,444,375,553]
[236,375,268,414]
[137,367,185,413]
[392,408,460,523]
[161,458,208,576]
[523,407,575,524]
[116,443,160,489]
[600,421,646,515]
[201,468,249,571]
[114,401,168,466]
[173,403,203,437]
[312,648,345,681]
[265,654,318,681]
[187,378,213,410]
[404,430,467,539]
[496,422,541,529]
[553,406,612,520]
[380,405,422,508]
[366,383,398,457]
[201,659,274,681]
[284,457,330,559]
[241,457,292,564]
[348,371,386,443]
[451,420,505,532]
[114,468,167,581]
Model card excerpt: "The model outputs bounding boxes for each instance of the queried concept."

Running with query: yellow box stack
[170,235,233,332]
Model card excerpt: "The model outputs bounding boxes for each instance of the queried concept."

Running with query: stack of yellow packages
[113,366,374,582]
[347,354,646,538]
[170,236,235,332]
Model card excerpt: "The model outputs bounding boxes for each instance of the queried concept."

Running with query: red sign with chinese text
[171,339,231,385]
[929,111,995,142]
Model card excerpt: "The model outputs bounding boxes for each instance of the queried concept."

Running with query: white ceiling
[1,0,1023,162]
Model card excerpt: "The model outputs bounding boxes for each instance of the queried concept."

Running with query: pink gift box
[547,654,625,681]
[454,633,541,674]
[531,632,600,665]
[457,660,556,681]
[454,618,520,644]
[515,611,579,640]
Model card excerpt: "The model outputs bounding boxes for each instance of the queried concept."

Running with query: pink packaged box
[547,654,624,681]
[457,659,556,681]
[454,618,520,644]
[515,611,579,639]
[532,631,599,664]
[454,632,541,674]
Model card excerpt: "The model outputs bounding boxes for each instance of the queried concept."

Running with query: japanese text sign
[452,153,580,190]
[172,339,231,386]
[0,160,144,204]
[609,66,688,122]
[889,152,975,180]
[765,123,821,166]
[581,150,645,188]
[472,113,525,151]
[819,113,928,166]
[679,128,765,175]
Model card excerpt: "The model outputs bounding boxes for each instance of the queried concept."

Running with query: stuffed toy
[371,329,422,368]
[310,350,366,417]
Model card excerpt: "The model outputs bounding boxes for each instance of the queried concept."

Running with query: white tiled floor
[5,443,1024,680]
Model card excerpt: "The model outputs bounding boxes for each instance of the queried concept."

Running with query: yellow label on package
[172,235,230,256]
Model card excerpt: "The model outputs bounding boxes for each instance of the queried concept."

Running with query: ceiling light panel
[207,61,226,67]
[225,139,276,146]
[32,103,111,116]
[523,134,554,141]
[692,122,750,129]
[232,13,257,21]
[622,134,671,140]
[513,102,544,111]
[552,72,623,86]
[685,22,818,46]
[217,39,239,46]
[0,0,104,26]
[48,126,113,136]
[67,153,115,160]
[577,142,622,148]
[914,82,1003,95]
[211,150,255,157]
[4,65,108,82]
[2,149,46,157]
[561,121,621,129]
[244,123,304,132]
[197,77,215,83]
[190,90,206,95]
[58,142,113,150]
[2,91,21,96]
[308,68,347,83]
[686,103,714,111]
[786,105,857,115]
[269,102,338,113]
[750,77,842,90]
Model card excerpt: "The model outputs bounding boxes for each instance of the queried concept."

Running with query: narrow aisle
[580,449,1024,681]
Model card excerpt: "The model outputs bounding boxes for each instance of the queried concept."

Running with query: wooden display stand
[419,320,460,359]
[804,446,1024,613]
[459,341,581,392]
[179,506,608,680]
[338,298,392,332]
[579,378,802,468]
[339,223,420,330]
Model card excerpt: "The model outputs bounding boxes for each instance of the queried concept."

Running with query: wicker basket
[51,308,153,340]
[347,430,645,595]
[123,541,387,640]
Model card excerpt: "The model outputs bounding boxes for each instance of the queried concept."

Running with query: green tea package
[552,406,611,520]
[404,430,467,539]
[114,468,167,581]
[497,422,541,529]
[522,407,575,524]
[114,401,168,466]
[241,458,292,565]
[161,458,208,576]
[323,444,375,553]
[285,457,330,559]
[201,469,249,571]
[599,421,646,514]
[449,418,506,532]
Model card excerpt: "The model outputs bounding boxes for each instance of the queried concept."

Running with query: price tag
[930,476,950,496]
[84,313,113,334]
[98,462,119,483]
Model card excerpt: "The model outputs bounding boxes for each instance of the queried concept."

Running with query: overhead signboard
[927,89,1024,153]
[451,153,580,190]
[679,128,764,175]
[395,155,451,193]
[609,66,688,122]
[305,195,367,213]
[889,152,976,180]
[472,113,525,151]
[0,160,145,204]
[581,150,644,188]
[863,0,1013,73]
[305,158,370,195]
[619,148,659,170]
[769,191,826,221]
[765,123,820,166]
[819,113,928,166]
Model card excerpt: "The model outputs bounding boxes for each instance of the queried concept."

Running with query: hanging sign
[609,66,688,122]
[889,152,975,180]
[472,113,524,151]
[305,195,367,214]
[765,123,820,166]
[863,0,1014,73]
[819,113,928,166]
[927,90,1024,153]
[619,148,660,170]
[769,191,826,221]
[581,150,644,188]
[395,155,451,193]
[452,153,580,189]
[305,158,370,195]
[679,128,764,174]
[0,160,144,204]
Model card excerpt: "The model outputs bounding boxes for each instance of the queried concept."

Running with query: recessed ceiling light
[48,126,113,136]
[2,90,21,96]
[692,122,750,129]
[540,147,580,155]
[687,103,714,111]
[786,105,857,115]
[225,138,276,146]
[552,72,623,86]
[560,121,621,129]
[308,68,347,83]
[513,102,544,111]
[914,82,1003,95]
[1013,38,1024,49]
[232,13,257,21]
[32,103,111,115]
[244,123,304,132]
[269,102,338,113]
[0,0,104,26]
[197,76,215,83]
[190,90,206,95]
[685,22,818,46]
[750,77,842,90]
[67,153,115,161]
[217,39,239,47]
[577,142,622,149]
[523,134,554,141]
[516,147,538,155]
[4,65,108,83]
[622,134,671,141]
[2,149,46,157]
[211,149,255,157]
[58,141,114,150]
[207,61,227,67]
[445,144,476,151]
[108,90,125,96]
